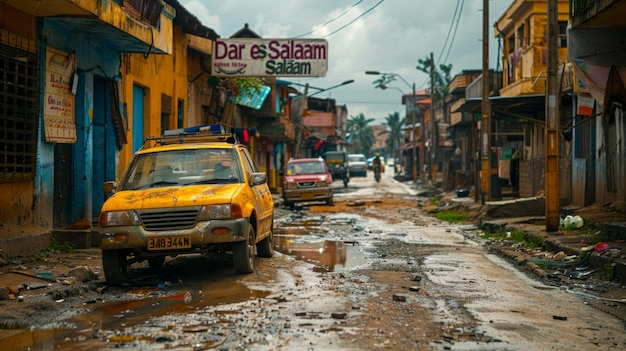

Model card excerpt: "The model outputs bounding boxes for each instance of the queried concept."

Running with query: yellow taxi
[97,126,274,285]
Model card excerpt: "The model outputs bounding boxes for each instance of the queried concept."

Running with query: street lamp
[366,71,418,184]
[309,79,354,97]
[290,79,355,158]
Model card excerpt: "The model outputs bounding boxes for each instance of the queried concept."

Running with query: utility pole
[293,84,308,158]
[429,52,435,184]
[545,0,560,231]
[412,82,417,183]
[481,0,491,203]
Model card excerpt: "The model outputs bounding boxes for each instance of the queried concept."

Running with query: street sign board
[212,38,328,77]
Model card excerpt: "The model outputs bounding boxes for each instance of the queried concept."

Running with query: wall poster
[44,47,76,143]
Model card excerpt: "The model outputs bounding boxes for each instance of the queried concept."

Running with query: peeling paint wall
[118,26,189,177]
[39,20,122,228]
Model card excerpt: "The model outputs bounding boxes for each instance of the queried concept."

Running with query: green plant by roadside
[35,240,76,260]
[480,229,542,249]
[436,211,467,223]
[600,263,614,279]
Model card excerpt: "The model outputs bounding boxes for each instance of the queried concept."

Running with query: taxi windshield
[120,148,243,190]
[288,161,326,175]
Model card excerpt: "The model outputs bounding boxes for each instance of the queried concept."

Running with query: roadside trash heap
[561,215,584,230]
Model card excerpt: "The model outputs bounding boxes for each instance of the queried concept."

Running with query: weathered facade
[569,0,626,206]
[492,0,571,200]
[1,0,174,249]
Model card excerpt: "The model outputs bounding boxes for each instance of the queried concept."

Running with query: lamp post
[290,80,355,158]
[365,71,418,184]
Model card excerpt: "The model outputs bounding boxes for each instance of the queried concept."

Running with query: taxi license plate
[148,236,191,250]
[301,193,314,200]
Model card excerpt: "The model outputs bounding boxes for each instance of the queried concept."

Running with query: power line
[436,0,462,65]
[294,0,364,38]
[324,0,385,38]
[443,0,464,64]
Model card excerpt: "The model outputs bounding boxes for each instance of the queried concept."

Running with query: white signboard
[212,38,328,77]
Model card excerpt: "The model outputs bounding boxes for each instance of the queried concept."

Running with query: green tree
[416,56,453,100]
[348,113,375,155]
[379,111,405,160]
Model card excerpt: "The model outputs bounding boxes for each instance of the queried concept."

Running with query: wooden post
[545,0,560,231]
[481,0,491,203]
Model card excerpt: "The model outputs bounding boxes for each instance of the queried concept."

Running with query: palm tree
[348,113,375,155]
[378,111,405,161]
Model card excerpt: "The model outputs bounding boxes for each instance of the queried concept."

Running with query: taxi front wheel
[102,249,128,286]
[234,225,255,274]
[257,229,274,258]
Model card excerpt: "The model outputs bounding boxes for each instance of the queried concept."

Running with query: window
[516,23,525,49]
[558,21,568,48]
[160,94,172,135]
[0,42,39,182]
[508,35,515,55]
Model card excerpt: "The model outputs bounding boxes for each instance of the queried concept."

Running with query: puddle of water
[0,280,271,349]
[275,236,367,273]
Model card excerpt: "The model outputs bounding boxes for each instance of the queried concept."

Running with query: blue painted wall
[37,19,121,228]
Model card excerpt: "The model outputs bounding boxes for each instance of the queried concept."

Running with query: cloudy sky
[180,0,512,124]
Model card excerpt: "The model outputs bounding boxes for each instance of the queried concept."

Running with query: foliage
[36,240,76,260]
[348,113,375,155]
[435,211,467,223]
[416,56,453,100]
[227,77,266,97]
[600,263,614,279]
[379,111,405,160]
[479,229,542,249]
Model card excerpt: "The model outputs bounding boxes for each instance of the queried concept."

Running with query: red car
[282,157,334,209]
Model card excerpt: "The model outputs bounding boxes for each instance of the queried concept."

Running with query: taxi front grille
[138,209,199,231]
[297,181,316,188]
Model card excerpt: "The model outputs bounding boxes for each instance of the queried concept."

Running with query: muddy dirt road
[1,169,625,350]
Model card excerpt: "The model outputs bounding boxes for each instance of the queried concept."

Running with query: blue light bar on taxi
[164,124,225,136]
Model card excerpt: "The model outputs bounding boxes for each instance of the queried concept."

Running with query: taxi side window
[240,148,257,175]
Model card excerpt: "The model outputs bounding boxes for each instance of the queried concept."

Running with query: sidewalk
[437,191,626,286]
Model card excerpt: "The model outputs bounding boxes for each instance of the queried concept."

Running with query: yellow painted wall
[118,26,189,180]
[497,0,570,97]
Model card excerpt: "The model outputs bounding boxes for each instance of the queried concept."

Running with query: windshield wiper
[136,181,179,190]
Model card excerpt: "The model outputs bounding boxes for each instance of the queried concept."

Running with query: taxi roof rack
[144,124,238,146]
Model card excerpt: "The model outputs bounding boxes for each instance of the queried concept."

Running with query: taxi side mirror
[102,181,117,194]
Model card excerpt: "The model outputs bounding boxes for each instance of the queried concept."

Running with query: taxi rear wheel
[102,250,128,285]
[234,225,255,274]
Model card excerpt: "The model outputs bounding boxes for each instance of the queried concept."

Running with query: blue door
[92,79,117,221]
[133,85,145,152]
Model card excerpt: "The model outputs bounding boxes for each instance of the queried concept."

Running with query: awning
[232,85,271,110]
[453,94,545,115]
[453,94,571,124]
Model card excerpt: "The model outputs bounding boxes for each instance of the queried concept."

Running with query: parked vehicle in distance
[348,154,367,177]
[97,125,275,285]
[282,157,333,209]
[324,150,349,188]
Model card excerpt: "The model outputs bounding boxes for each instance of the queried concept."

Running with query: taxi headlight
[317,180,328,187]
[284,182,298,189]
[99,211,139,226]
[199,204,241,220]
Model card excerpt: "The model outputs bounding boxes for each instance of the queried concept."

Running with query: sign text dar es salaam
[212,38,328,77]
